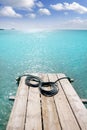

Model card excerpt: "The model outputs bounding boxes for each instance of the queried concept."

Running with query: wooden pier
[6,73,87,130]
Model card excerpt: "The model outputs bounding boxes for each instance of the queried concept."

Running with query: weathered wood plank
[40,73,61,130]
[48,73,80,130]
[6,77,29,130]
[25,73,42,130]
[58,73,87,130]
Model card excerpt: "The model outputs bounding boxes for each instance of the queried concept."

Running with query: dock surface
[6,73,87,130]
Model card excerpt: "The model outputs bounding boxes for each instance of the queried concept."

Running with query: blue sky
[0,0,87,31]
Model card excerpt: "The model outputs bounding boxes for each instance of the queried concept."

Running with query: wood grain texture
[57,73,87,130]
[40,73,61,130]
[48,73,80,130]
[6,77,28,130]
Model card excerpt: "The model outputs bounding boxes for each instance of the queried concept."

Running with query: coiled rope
[16,74,73,97]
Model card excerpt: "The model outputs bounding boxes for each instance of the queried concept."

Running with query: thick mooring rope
[16,74,73,97]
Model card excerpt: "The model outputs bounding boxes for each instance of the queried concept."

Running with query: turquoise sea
[0,30,87,130]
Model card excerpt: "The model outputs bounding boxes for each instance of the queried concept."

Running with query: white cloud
[39,8,51,15]
[27,13,36,18]
[58,18,87,29]
[50,3,64,11]
[0,0,35,9]
[0,6,22,17]
[50,2,87,14]
[64,2,87,14]
[36,1,44,8]
[68,17,84,24]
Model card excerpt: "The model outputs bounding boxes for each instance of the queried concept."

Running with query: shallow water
[0,30,87,130]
